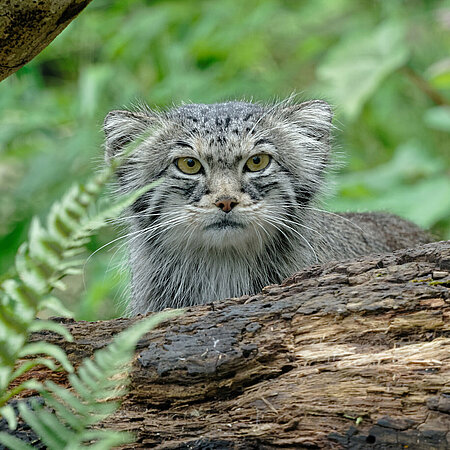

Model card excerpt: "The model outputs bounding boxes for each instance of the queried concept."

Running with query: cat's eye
[176,157,202,174]
[245,154,271,172]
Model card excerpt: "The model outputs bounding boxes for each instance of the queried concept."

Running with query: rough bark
[25,241,450,448]
[0,0,93,81]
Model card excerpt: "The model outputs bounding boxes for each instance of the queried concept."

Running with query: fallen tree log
[0,0,93,81]
[27,240,450,448]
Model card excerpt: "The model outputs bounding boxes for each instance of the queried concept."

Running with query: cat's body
[104,100,430,315]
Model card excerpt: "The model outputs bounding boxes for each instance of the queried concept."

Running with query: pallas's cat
[104,100,429,315]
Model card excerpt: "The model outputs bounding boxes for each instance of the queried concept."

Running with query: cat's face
[104,101,332,252]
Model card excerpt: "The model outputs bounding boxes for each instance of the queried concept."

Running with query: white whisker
[303,206,365,234]
[262,216,319,264]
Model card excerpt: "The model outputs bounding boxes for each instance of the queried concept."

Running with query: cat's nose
[215,197,239,213]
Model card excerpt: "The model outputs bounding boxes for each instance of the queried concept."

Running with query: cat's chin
[200,220,263,250]
[203,219,245,231]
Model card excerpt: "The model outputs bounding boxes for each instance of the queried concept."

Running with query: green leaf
[11,358,58,381]
[0,342,17,368]
[37,389,83,432]
[0,432,34,450]
[333,175,450,228]
[62,247,86,258]
[0,405,17,430]
[60,267,84,276]
[37,297,73,318]
[47,207,74,244]
[0,307,29,334]
[18,401,68,449]
[29,320,73,342]
[19,343,73,373]
[47,279,66,292]
[424,106,450,132]
[76,364,102,393]
[336,142,444,193]
[317,22,409,120]
[28,405,74,447]
[114,309,181,344]
[15,244,50,295]
[81,179,162,232]
[0,368,14,394]
[1,280,39,312]
[0,380,43,408]
[426,58,450,89]
[67,373,92,400]
[43,380,89,418]
[28,218,63,268]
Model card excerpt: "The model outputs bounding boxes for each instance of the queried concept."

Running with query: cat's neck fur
[127,210,318,314]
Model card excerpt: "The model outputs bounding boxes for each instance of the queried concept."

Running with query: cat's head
[103,100,333,252]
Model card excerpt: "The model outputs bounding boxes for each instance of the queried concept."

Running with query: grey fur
[104,99,430,315]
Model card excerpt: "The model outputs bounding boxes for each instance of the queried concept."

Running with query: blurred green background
[1,0,449,320]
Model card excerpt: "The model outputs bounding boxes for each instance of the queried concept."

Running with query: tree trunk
[25,240,450,448]
[0,0,93,81]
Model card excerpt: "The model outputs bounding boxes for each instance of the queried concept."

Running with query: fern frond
[0,432,34,450]
[0,381,42,416]
[37,297,73,317]
[0,140,157,416]
[18,343,73,373]
[0,311,180,449]
[28,320,73,342]
[0,405,18,431]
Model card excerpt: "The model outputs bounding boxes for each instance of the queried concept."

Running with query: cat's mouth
[204,219,245,231]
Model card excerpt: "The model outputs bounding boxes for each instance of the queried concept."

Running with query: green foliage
[0,144,164,448]
[328,142,450,231]
[0,310,180,449]
[0,0,449,321]
[0,149,158,423]
[424,106,450,132]
[0,2,448,447]
[317,22,410,120]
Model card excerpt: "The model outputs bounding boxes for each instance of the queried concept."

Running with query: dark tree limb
[25,240,450,449]
[0,0,93,81]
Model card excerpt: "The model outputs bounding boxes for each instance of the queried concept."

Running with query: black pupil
[186,159,195,167]
[252,156,261,165]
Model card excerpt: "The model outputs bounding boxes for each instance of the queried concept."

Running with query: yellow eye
[245,154,271,172]
[176,157,202,174]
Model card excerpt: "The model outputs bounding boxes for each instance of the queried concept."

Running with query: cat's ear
[103,110,155,163]
[280,100,333,142]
